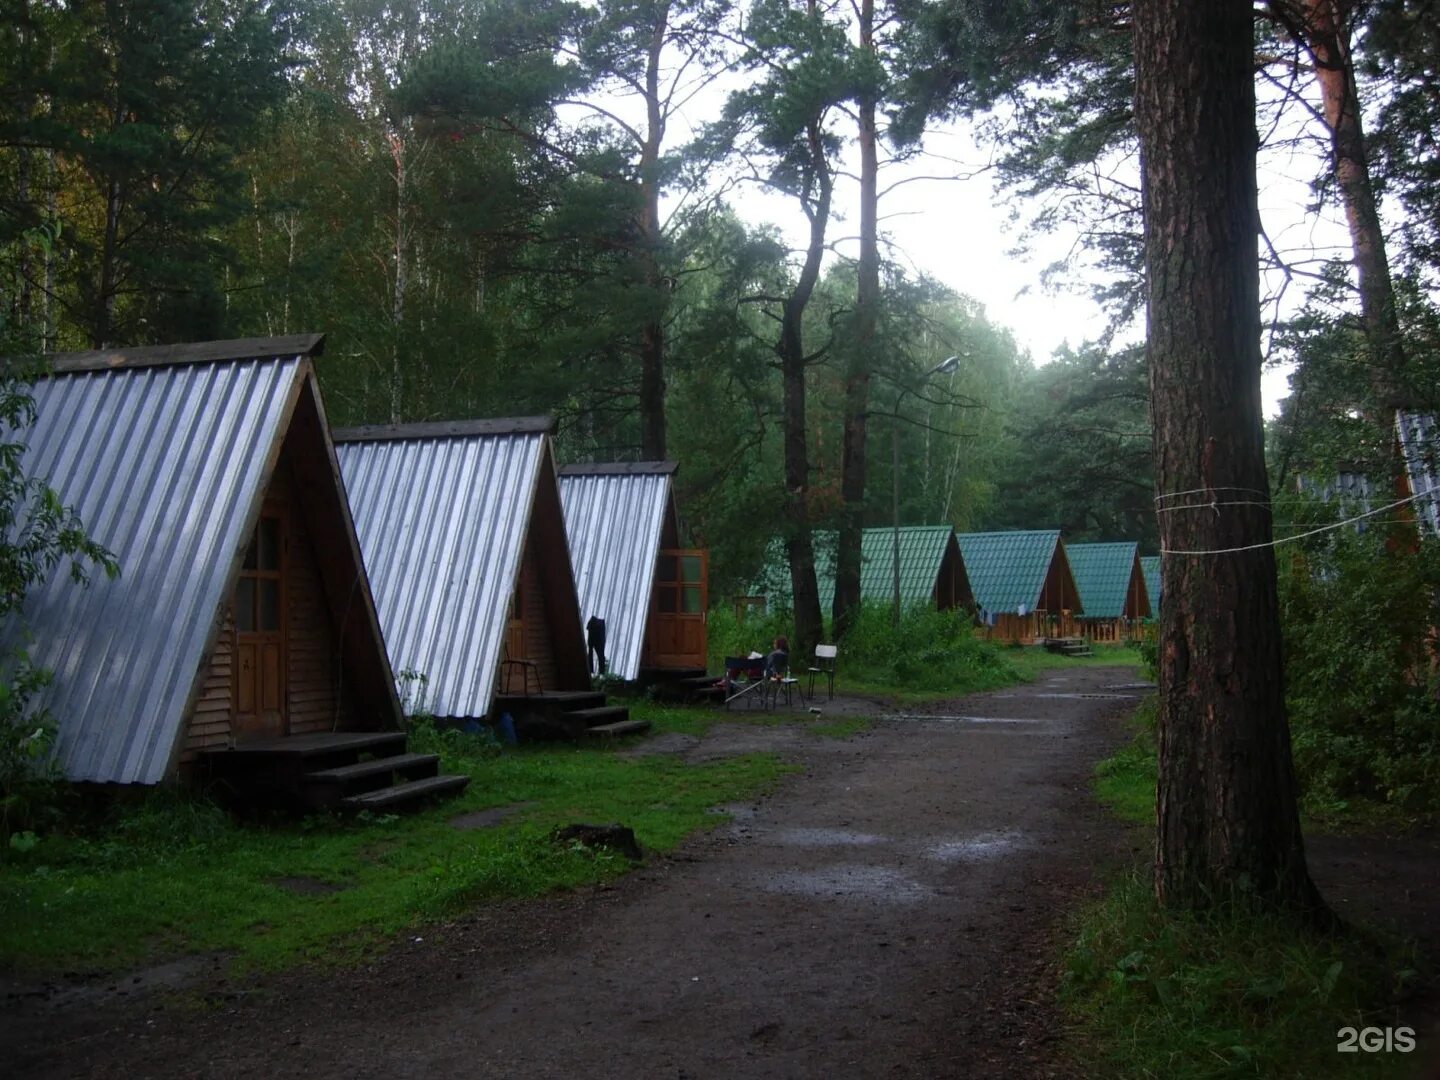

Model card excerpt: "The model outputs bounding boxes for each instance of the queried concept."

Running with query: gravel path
[5,665,1143,1079]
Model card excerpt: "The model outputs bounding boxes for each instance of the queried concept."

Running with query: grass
[0,738,792,975]
[1094,693,1158,826]
[1074,698,1425,1077]
[1061,876,1420,1079]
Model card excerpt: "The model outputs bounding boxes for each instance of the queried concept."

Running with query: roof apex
[333,416,555,443]
[40,334,325,374]
[558,460,678,477]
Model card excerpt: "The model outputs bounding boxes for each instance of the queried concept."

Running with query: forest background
[0,0,1436,617]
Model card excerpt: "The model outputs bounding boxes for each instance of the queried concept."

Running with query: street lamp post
[893,354,963,628]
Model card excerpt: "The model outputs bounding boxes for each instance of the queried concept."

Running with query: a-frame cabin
[557,461,709,682]
[4,336,464,809]
[956,529,1081,643]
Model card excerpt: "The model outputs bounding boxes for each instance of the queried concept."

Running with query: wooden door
[233,508,287,741]
[645,549,708,669]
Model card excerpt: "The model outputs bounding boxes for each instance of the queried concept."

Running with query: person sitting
[763,635,789,679]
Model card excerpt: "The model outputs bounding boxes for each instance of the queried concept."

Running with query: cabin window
[236,514,283,632]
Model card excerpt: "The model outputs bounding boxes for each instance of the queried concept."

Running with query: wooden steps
[340,773,470,811]
[585,718,652,738]
[498,691,647,741]
[201,731,468,813]
[1042,636,1095,658]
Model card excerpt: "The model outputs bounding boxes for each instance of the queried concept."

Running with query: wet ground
[2,664,1140,1078]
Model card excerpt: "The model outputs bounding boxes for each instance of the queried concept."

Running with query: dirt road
[7,665,1143,1079]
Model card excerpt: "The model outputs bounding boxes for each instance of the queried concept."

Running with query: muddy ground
[3,664,1437,1078]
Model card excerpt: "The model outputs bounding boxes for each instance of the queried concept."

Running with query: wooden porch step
[216,731,409,759]
[585,718,652,738]
[340,774,470,811]
[495,691,607,712]
[306,752,439,785]
[566,705,630,728]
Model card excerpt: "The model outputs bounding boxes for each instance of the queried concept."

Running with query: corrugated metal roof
[557,469,672,680]
[8,356,306,784]
[1396,410,1440,536]
[955,530,1061,615]
[1140,556,1161,614]
[1067,541,1144,619]
[336,429,545,719]
[759,526,960,609]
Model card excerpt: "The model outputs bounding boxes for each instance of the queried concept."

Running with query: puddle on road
[1007,692,1142,701]
[927,831,1028,863]
[883,714,1052,724]
[773,827,885,847]
[761,863,931,902]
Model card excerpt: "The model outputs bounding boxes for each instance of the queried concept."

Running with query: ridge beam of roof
[43,334,325,373]
[557,460,679,476]
[333,417,555,443]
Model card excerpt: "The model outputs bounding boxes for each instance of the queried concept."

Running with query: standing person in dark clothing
[586,616,607,675]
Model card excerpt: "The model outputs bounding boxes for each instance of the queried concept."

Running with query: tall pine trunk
[637,3,670,460]
[781,118,833,661]
[1270,0,1408,413]
[834,0,879,640]
[1134,0,1327,915]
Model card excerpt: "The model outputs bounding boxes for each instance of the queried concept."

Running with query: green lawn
[842,643,1146,705]
[0,723,795,975]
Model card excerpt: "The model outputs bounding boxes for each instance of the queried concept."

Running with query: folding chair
[722,656,767,709]
[807,644,838,701]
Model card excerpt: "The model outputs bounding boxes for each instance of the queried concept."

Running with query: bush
[710,599,1014,695]
[1278,529,1440,813]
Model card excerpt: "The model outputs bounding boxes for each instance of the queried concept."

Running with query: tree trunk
[1134,0,1327,915]
[780,118,834,661]
[637,3,671,460]
[1283,0,1408,412]
[834,0,880,640]
[388,128,408,423]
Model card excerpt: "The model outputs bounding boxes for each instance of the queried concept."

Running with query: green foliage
[1061,874,1418,1078]
[1277,527,1440,815]
[839,602,1013,693]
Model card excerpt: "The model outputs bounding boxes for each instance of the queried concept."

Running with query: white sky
[705,113,1354,419]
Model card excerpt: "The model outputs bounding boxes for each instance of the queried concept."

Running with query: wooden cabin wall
[181,605,236,765]
[517,538,559,691]
[180,456,352,764]
[286,485,346,736]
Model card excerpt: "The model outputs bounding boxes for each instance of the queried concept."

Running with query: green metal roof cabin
[1066,542,1151,620]
[759,526,973,612]
[1140,555,1161,615]
[954,530,1080,642]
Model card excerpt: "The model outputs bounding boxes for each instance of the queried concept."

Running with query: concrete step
[584,718,652,738]
[340,773,470,811]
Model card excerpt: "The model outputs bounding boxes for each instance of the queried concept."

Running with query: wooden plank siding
[181,605,236,764]
[516,539,559,691]
[286,483,345,735]
[181,454,349,760]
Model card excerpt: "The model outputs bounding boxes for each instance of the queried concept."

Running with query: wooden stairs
[201,731,469,813]
[1042,636,1095,658]
[494,690,650,741]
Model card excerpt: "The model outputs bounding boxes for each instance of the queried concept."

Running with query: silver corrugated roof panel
[558,471,671,680]
[1396,410,1440,536]
[9,357,305,784]
[336,430,545,718]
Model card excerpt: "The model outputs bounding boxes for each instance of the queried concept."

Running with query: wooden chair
[807,644,838,701]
